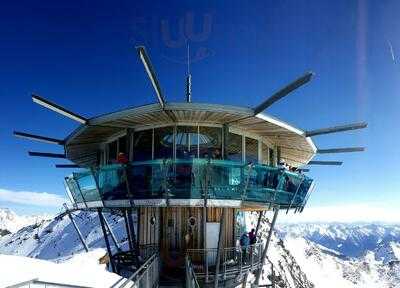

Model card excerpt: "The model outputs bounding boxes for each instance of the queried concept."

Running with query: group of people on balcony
[239,228,258,262]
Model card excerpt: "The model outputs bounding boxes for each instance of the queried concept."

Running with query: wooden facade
[138,207,236,266]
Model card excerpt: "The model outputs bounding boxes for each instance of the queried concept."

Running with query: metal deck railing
[186,242,264,284]
[6,279,92,288]
[118,253,159,288]
[185,255,201,288]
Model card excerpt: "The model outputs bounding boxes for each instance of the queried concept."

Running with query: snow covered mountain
[277,223,400,287]
[277,223,400,258]
[1,208,400,287]
[0,207,50,234]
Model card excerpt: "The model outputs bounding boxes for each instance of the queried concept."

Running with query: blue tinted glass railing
[73,171,101,202]
[65,159,314,209]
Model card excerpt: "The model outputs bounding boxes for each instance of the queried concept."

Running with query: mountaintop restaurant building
[15,47,366,287]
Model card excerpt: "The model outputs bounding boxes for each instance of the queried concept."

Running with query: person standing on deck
[240,232,249,263]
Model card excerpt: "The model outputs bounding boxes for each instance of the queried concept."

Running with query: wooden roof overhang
[64,102,317,167]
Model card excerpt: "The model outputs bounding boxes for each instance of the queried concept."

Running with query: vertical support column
[123,209,134,252]
[124,209,140,265]
[129,208,140,265]
[102,212,121,251]
[98,209,116,273]
[203,162,210,282]
[214,208,226,288]
[127,128,134,162]
[222,124,229,159]
[253,206,279,287]
[276,146,281,166]
[254,210,264,240]
[64,206,89,252]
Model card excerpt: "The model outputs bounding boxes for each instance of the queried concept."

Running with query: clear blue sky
[0,1,399,216]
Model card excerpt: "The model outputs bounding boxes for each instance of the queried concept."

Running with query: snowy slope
[0,211,128,261]
[0,249,128,287]
[244,212,314,288]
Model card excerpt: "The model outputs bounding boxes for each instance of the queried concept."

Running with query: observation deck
[65,159,314,210]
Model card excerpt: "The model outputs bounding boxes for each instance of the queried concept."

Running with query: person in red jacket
[117,152,129,164]
[249,228,256,245]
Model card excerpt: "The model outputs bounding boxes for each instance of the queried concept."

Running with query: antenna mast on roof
[186,43,192,103]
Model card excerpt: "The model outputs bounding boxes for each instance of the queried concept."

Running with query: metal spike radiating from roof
[14,131,64,145]
[317,147,365,154]
[28,151,66,158]
[32,94,88,124]
[305,122,367,137]
[308,160,343,166]
[253,71,314,115]
[135,46,166,109]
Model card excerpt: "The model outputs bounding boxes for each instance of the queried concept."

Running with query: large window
[261,143,269,165]
[245,137,258,163]
[269,148,275,166]
[199,126,222,159]
[176,126,198,159]
[154,126,174,159]
[107,140,117,164]
[119,135,127,155]
[225,132,242,162]
[133,129,153,161]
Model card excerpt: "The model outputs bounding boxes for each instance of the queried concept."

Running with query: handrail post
[253,205,279,287]
[223,248,227,280]
[214,208,226,288]
[239,248,243,278]
[242,163,253,200]
[185,255,190,288]
[286,176,305,214]
[250,243,254,269]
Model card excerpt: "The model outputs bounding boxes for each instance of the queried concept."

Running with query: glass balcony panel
[65,177,83,203]
[170,162,194,198]
[128,161,164,199]
[208,160,242,200]
[73,172,101,202]
[67,160,313,209]
[96,164,128,200]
